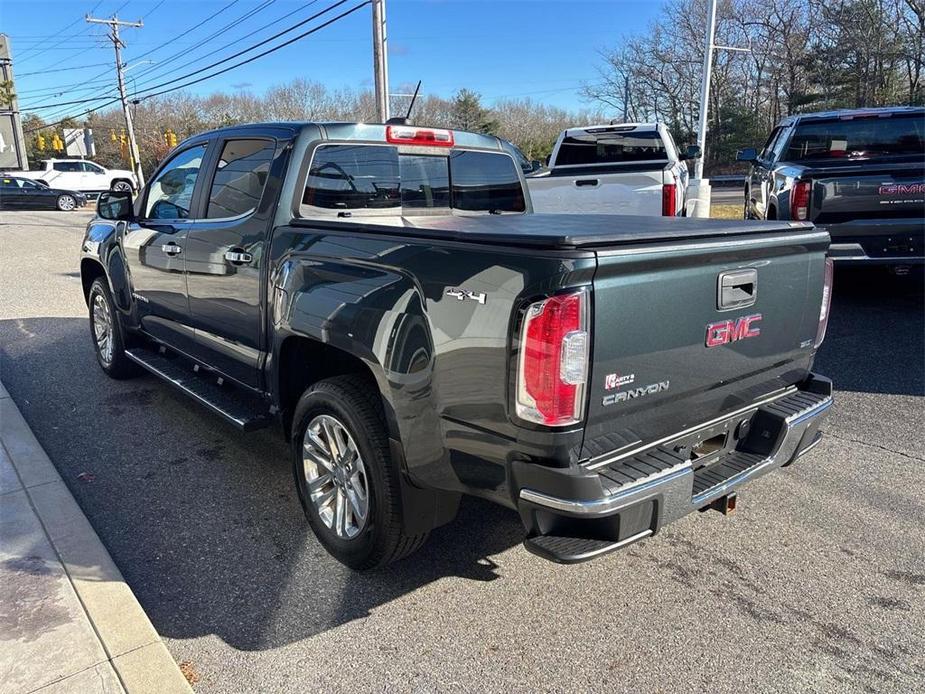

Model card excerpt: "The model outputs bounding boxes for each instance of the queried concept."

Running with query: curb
[0,381,193,694]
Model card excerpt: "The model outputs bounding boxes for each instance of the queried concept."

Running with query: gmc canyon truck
[81,122,833,569]
[526,123,700,216]
[738,106,924,272]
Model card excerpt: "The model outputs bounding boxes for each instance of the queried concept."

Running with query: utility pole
[86,14,145,188]
[371,0,390,122]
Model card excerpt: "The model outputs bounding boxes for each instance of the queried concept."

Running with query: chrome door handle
[224,250,253,265]
[161,243,182,256]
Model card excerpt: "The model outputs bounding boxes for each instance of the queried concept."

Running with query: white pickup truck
[13,159,137,195]
[526,123,699,216]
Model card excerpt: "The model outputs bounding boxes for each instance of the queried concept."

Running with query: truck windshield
[785,114,925,161]
[301,144,525,216]
[554,128,668,166]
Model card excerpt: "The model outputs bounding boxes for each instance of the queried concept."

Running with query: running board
[125,348,273,431]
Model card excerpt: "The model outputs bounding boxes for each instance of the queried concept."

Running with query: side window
[302,144,400,212]
[770,127,790,161]
[53,161,81,172]
[1,177,19,188]
[759,128,781,161]
[206,139,275,219]
[145,144,207,220]
[81,162,104,174]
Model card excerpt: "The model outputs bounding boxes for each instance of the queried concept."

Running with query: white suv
[16,159,137,194]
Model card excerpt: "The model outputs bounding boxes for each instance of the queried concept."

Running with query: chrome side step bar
[125,349,273,431]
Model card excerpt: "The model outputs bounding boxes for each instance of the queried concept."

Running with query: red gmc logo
[706,313,762,347]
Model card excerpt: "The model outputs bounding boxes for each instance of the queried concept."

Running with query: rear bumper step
[518,374,832,563]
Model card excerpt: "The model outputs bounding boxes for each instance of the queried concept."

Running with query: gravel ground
[1,209,923,693]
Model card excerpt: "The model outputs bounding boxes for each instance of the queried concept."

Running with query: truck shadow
[0,317,524,652]
[2,274,920,651]
[813,268,923,397]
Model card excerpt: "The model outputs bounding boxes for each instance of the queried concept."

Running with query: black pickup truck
[738,106,924,273]
[81,122,833,569]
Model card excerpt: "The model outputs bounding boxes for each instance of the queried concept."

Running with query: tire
[111,179,133,193]
[291,375,428,570]
[87,277,138,379]
[56,194,77,211]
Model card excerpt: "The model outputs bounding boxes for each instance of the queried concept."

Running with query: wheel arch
[80,258,108,306]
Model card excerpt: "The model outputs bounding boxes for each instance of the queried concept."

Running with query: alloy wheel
[301,414,370,539]
[92,293,113,365]
[58,195,76,211]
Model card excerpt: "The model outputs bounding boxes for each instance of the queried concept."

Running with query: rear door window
[206,139,275,219]
[301,144,525,216]
[554,128,668,166]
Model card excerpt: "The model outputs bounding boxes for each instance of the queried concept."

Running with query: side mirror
[680,144,702,161]
[97,190,134,221]
[736,147,758,163]
[530,159,543,172]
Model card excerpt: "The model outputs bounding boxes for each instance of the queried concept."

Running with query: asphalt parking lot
[1,208,923,693]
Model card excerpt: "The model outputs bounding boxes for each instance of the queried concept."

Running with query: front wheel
[88,278,138,379]
[291,375,428,569]
[56,194,77,211]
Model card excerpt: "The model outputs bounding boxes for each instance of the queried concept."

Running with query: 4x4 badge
[445,288,486,305]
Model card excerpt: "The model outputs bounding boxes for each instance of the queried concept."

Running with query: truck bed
[291,214,816,249]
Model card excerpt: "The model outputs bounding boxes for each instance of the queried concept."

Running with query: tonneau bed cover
[290,214,818,249]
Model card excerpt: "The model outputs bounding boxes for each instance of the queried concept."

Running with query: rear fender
[270,257,444,483]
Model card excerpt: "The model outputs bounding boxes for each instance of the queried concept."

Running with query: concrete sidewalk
[0,381,192,694]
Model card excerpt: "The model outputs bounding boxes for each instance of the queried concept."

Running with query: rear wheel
[88,278,138,379]
[111,179,133,193]
[56,194,76,211]
[291,375,428,569]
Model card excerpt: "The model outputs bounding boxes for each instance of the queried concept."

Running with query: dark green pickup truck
[80,122,834,569]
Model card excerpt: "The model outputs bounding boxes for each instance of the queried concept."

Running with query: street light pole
[371,0,390,122]
[86,14,145,188]
[689,0,717,216]
[694,0,717,181]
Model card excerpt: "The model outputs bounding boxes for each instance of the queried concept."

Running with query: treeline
[583,0,925,173]
[23,83,603,176]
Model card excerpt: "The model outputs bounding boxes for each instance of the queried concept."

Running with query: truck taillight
[815,257,834,348]
[515,290,589,426]
[791,180,811,220]
[386,125,454,147]
[662,183,677,216]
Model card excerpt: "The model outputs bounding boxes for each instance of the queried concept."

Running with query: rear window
[554,128,667,166]
[301,144,525,216]
[785,114,925,161]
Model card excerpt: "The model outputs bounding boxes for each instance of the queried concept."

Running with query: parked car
[0,175,87,211]
[738,106,924,272]
[13,158,137,195]
[81,121,833,569]
[525,123,700,216]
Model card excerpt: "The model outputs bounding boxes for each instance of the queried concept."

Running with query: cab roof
[191,121,504,151]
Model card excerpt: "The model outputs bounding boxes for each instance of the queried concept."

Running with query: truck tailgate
[527,167,666,215]
[580,228,829,462]
[810,162,925,224]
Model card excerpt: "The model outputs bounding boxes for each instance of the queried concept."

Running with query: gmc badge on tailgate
[705,313,762,347]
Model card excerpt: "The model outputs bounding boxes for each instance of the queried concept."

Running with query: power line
[13,0,104,61]
[22,0,370,130]
[16,1,132,66]
[137,1,370,101]
[18,0,257,110]
[23,0,356,111]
